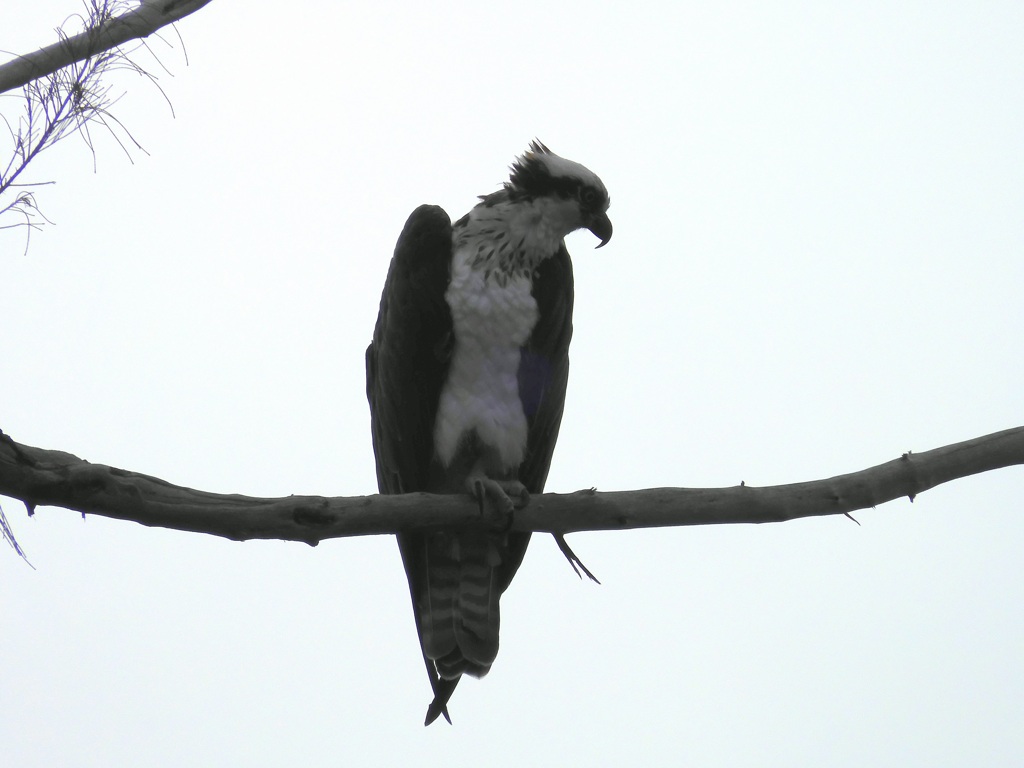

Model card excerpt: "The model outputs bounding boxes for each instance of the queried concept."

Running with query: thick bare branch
[0,0,213,96]
[1,427,1021,546]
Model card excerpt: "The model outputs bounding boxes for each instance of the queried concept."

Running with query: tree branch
[1,427,1021,546]
[0,0,213,96]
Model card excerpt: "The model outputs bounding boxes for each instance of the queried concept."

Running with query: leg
[465,468,529,526]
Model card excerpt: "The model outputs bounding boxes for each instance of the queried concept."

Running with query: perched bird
[366,142,611,725]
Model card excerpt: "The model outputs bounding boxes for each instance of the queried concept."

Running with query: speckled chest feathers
[432,202,558,473]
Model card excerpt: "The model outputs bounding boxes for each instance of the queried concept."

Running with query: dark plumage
[366,144,609,725]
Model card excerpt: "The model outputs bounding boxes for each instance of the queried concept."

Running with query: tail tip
[424,701,452,726]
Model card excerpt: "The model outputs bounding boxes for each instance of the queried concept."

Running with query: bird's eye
[579,187,597,206]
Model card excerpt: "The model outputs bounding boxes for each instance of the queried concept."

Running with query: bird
[365,141,611,725]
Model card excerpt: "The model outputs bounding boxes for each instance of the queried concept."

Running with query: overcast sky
[2,1,1022,765]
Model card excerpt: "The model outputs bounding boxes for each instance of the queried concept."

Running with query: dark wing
[366,204,453,495]
[366,204,456,724]
[519,242,574,493]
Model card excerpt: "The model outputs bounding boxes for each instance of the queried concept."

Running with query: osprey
[366,142,611,725]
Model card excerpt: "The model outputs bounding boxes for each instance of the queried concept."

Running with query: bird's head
[505,141,612,248]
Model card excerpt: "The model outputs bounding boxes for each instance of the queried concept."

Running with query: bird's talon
[465,476,525,528]
[471,478,487,515]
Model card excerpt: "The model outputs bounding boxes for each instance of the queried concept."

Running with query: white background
[2,1,1022,765]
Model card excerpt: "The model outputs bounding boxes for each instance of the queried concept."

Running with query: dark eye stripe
[507,156,607,210]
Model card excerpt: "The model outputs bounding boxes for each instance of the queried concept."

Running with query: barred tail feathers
[419,554,458,664]
[420,533,501,680]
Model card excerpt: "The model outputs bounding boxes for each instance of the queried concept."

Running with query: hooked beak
[587,211,613,249]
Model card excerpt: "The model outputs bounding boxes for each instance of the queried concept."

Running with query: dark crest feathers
[505,141,606,210]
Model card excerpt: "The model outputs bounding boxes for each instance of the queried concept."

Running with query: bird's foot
[466,475,529,529]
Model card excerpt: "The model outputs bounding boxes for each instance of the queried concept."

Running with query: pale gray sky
[2,1,1023,765]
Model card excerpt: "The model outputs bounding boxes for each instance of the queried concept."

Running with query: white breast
[433,242,539,470]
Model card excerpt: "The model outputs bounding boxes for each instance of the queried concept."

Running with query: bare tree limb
[0,0,213,96]
[1,427,1021,548]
